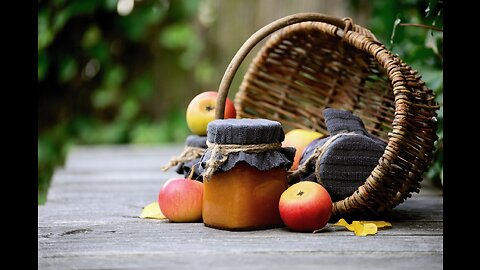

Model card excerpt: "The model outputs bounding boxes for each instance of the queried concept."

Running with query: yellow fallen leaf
[333,218,349,228]
[352,221,377,236]
[332,218,354,231]
[332,218,391,236]
[140,202,167,219]
[358,220,392,228]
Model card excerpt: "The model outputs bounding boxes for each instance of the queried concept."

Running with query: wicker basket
[213,13,439,218]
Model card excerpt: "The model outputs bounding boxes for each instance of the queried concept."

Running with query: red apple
[158,178,204,222]
[282,129,324,170]
[186,91,236,135]
[279,181,332,232]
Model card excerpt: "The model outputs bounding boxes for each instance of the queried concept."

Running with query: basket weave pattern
[215,13,439,218]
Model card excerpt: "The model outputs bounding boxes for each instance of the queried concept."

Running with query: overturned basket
[214,13,439,218]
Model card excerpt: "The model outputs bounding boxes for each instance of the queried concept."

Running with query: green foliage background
[38,0,443,204]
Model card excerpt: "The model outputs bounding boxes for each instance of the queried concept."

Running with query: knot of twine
[288,132,361,184]
[161,146,206,172]
[202,141,282,181]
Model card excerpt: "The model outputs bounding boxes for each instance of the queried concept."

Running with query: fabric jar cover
[199,118,295,175]
[175,135,208,181]
[296,108,387,202]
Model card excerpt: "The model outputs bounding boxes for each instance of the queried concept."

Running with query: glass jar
[200,118,295,231]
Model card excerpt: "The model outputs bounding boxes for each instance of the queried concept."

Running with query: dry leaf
[358,220,392,228]
[140,202,167,219]
[352,221,377,236]
[332,218,391,236]
[333,218,350,228]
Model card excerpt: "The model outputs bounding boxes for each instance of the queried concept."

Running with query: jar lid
[185,135,208,148]
[200,118,295,174]
[207,118,285,145]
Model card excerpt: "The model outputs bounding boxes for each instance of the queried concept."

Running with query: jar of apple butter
[200,118,295,231]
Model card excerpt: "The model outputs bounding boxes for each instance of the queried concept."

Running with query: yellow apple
[282,129,324,170]
[186,91,236,135]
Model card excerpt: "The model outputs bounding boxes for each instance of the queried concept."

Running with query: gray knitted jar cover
[175,135,207,181]
[199,118,295,174]
[297,108,387,202]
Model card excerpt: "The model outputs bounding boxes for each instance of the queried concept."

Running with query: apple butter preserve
[200,118,295,230]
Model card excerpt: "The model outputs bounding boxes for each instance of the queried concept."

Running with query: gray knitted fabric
[206,118,285,144]
[185,134,208,148]
[297,109,387,201]
[175,135,207,181]
[199,118,295,173]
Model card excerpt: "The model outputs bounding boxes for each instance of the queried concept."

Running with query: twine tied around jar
[288,132,362,184]
[202,141,282,181]
[161,146,206,172]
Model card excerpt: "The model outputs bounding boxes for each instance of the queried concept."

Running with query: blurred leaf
[59,56,78,83]
[87,40,110,63]
[118,98,139,121]
[159,22,203,70]
[127,73,153,100]
[119,2,167,41]
[92,88,115,108]
[38,9,54,51]
[64,0,99,17]
[105,65,127,87]
[159,22,194,49]
[82,25,102,48]
[103,0,118,10]
[52,9,71,33]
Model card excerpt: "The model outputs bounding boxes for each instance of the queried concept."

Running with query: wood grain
[38,145,443,269]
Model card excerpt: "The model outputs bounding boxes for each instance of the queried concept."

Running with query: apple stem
[297,190,304,196]
[206,105,215,111]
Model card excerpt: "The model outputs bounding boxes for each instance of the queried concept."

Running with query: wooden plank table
[38,144,443,270]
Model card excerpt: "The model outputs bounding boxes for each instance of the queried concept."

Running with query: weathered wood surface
[38,144,443,270]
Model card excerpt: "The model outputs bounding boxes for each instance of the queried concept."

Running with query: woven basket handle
[215,12,364,119]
